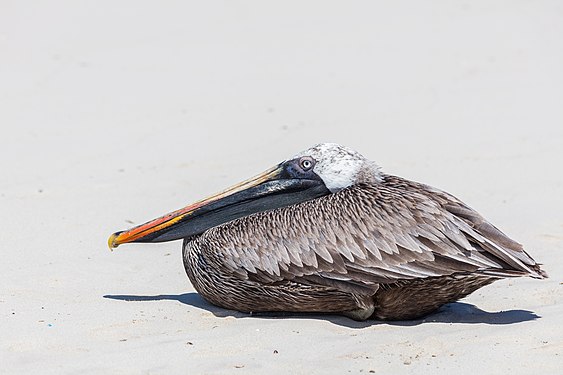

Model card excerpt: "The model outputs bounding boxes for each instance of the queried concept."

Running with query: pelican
[108,143,546,321]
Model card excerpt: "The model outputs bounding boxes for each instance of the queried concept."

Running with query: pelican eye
[299,157,314,171]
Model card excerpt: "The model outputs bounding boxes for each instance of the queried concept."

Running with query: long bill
[108,163,329,249]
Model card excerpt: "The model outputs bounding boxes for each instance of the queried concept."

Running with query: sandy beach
[1,1,562,374]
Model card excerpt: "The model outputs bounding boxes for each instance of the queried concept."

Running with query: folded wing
[199,175,545,295]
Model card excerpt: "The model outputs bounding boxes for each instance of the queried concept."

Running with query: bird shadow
[103,292,540,328]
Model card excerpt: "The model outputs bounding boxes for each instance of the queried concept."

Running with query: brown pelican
[108,143,546,321]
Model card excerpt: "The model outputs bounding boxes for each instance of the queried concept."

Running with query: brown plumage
[182,175,545,321]
[110,143,546,321]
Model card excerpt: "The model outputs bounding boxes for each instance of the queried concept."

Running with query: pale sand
[1,2,562,374]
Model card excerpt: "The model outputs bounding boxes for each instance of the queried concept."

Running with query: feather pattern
[183,174,545,321]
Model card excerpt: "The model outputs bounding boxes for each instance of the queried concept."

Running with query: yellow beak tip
[108,232,121,250]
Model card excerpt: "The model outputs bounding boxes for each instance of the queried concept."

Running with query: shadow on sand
[103,292,540,328]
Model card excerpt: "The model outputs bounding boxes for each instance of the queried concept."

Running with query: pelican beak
[108,163,329,249]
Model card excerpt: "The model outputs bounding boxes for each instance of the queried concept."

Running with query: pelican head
[108,143,381,248]
[293,143,382,192]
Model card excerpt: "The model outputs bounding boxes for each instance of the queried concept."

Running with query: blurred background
[2,4,561,171]
[2,1,562,242]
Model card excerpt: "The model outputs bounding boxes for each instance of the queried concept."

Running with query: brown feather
[182,174,546,320]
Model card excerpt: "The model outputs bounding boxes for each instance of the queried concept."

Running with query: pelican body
[109,144,546,321]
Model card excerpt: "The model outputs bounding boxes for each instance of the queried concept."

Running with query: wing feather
[199,174,545,296]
